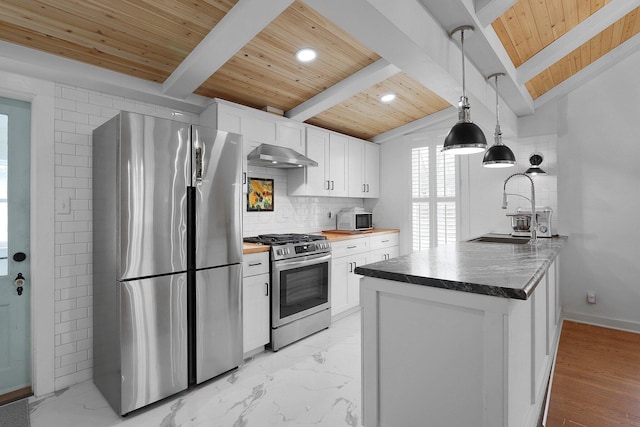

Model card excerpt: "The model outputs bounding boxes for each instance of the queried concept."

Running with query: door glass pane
[0,114,7,276]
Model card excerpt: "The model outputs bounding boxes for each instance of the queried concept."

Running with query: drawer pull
[248,262,262,266]
[381,239,389,243]
[347,245,357,249]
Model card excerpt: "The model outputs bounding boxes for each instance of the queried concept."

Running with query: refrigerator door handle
[195,146,203,184]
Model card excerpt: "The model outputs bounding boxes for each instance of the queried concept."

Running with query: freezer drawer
[120,274,188,414]
[195,264,242,384]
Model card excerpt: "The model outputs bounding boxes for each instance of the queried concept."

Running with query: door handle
[265,282,269,296]
[15,272,25,296]
[195,147,203,184]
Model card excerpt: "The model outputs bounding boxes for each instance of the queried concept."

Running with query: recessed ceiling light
[295,48,317,63]
[380,93,396,103]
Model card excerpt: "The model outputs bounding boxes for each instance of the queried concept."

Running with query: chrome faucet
[502,173,537,244]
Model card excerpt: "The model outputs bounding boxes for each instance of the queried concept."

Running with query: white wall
[558,48,640,331]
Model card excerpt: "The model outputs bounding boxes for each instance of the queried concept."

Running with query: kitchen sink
[468,236,531,244]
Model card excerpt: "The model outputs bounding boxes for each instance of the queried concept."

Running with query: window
[412,144,457,251]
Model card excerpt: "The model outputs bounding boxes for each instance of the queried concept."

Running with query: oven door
[272,252,331,328]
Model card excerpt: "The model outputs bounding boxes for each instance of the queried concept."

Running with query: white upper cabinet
[276,121,305,152]
[202,100,379,199]
[348,137,380,198]
[289,127,348,197]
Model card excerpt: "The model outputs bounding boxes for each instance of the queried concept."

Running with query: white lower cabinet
[330,232,399,317]
[242,252,270,355]
[331,252,368,317]
[369,232,400,262]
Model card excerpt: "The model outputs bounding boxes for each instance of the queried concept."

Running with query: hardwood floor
[547,321,640,427]
[0,386,32,406]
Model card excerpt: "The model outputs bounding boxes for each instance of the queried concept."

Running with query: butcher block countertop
[242,243,270,255]
[242,228,399,254]
[318,228,399,242]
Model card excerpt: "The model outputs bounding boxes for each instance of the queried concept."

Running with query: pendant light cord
[494,74,499,128]
[461,29,466,100]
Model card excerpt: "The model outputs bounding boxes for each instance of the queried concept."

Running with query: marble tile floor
[28,310,363,427]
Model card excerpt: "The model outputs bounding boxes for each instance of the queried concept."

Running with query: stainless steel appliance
[336,207,373,231]
[92,112,243,415]
[243,234,331,351]
[507,207,553,237]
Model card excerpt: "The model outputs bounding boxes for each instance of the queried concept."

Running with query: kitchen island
[355,236,566,427]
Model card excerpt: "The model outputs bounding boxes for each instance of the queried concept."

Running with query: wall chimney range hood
[247,143,318,168]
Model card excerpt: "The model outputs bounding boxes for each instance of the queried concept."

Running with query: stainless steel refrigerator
[92,112,243,415]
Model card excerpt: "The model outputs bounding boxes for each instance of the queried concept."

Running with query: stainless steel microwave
[336,207,373,231]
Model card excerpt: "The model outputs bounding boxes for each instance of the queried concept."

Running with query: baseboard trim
[563,311,640,334]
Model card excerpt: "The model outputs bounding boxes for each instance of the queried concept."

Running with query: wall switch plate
[587,291,596,304]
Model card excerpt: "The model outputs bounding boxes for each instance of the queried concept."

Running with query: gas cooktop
[243,233,327,246]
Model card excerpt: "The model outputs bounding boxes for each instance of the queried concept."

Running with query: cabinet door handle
[331,180,335,190]
[243,172,247,185]
[366,184,369,192]
[363,184,366,192]
[326,180,330,190]
[248,262,262,266]
[265,282,269,296]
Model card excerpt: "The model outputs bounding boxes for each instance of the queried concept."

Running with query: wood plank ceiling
[493,0,640,99]
[0,0,638,139]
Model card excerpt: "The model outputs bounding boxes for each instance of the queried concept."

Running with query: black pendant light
[443,26,487,155]
[483,73,516,168]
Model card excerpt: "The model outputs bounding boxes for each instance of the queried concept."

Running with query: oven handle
[273,252,332,269]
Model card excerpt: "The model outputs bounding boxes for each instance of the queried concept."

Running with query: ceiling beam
[474,0,518,28]
[534,33,640,109]
[162,0,293,99]
[517,0,640,85]
[371,106,457,143]
[416,0,534,117]
[285,59,400,122]
[0,41,209,114]
[303,0,483,110]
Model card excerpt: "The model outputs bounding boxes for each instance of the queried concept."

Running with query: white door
[0,97,31,401]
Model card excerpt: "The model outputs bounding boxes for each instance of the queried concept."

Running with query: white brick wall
[52,84,199,390]
[51,83,363,390]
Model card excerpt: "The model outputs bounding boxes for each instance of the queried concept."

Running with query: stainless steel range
[243,234,331,351]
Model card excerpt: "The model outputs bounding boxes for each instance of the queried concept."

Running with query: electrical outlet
[587,291,596,304]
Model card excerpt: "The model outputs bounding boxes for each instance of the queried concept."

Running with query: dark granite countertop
[354,235,567,300]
